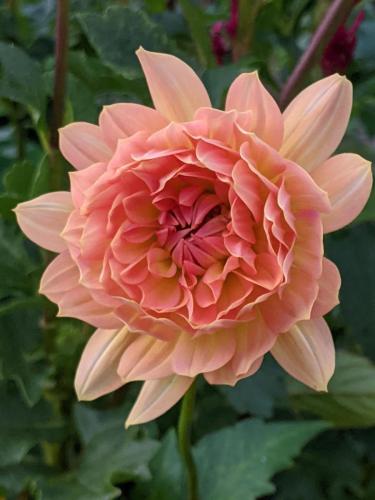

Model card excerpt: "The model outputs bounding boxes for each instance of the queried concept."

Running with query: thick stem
[178,379,199,500]
[50,0,70,149]
[279,0,356,109]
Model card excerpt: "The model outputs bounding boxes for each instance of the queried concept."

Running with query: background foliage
[0,1,375,499]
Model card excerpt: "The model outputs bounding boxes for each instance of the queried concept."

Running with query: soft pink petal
[75,327,131,401]
[136,48,211,122]
[117,334,175,382]
[280,74,352,172]
[59,122,112,170]
[204,356,263,386]
[225,72,283,149]
[99,103,168,149]
[311,153,373,233]
[205,316,276,385]
[125,375,193,427]
[40,251,121,329]
[312,258,341,317]
[271,317,335,391]
[172,330,236,377]
[15,192,73,252]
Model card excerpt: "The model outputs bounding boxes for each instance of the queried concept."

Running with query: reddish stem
[51,0,70,149]
[280,0,356,109]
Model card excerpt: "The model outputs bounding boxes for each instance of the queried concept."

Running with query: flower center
[156,191,229,273]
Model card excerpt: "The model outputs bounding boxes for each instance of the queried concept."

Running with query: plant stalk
[50,0,70,149]
[280,0,356,109]
[178,379,199,500]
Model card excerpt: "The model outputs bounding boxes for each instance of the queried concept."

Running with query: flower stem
[178,379,199,500]
[51,0,70,150]
[279,0,356,109]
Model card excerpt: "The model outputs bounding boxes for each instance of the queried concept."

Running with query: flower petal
[40,251,121,329]
[59,122,112,170]
[280,74,352,172]
[271,317,335,391]
[15,192,73,252]
[225,72,283,149]
[311,153,373,233]
[312,258,341,317]
[204,356,263,386]
[117,334,175,382]
[172,330,236,377]
[136,48,211,122]
[99,103,168,149]
[125,375,193,427]
[75,327,131,401]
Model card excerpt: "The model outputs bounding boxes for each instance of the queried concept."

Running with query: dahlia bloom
[16,49,372,426]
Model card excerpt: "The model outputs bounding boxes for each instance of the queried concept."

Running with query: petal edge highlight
[271,317,335,391]
[311,153,373,233]
[125,375,193,427]
[15,192,73,252]
[75,327,130,401]
[281,74,352,172]
[136,48,211,122]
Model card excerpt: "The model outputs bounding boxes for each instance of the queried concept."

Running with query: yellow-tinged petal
[311,153,373,233]
[99,103,168,149]
[271,317,335,391]
[280,74,352,172]
[312,258,341,317]
[15,192,73,252]
[225,72,284,150]
[75,327,131,401]
[136,47,211,122]
[125,375,193,427]
[59,122,112,170]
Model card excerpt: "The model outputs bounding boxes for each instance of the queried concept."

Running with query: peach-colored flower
[15,49,372,426]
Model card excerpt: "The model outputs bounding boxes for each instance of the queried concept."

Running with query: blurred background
[0,1,375,499]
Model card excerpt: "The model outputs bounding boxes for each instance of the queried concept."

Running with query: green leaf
[0,306,49,405]
[133,430,185,500]
[77,6,172,79]
[274,431,365,500]
[40,427,159,499]
[0,42,46,116]
[0,221,37,300]
[203,65,248,108]
[0,155,51,216]
[179,0,216,68]
[290,351,375,427]
[326,224,375,360]
[0,383,64,467]
[219,356,287,418]
[194,419,328,500]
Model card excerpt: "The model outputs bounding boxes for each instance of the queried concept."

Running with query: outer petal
[311,258,341,317]
[15,192,73,252]
[75,327,131,401]
[59,122,112,170]
[117,334,175,382]
[99,103,168,149]
[280,74,352,172]
[125,375,193,427]
[225,72,284,150]
[311,153,373,233]
[205,356,263,386]
[271,317,335,391]
[40,251,122,329]
[172,330,236,377]
[136,48,211,122]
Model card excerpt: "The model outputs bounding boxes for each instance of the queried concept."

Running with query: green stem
[178,379,199,500]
